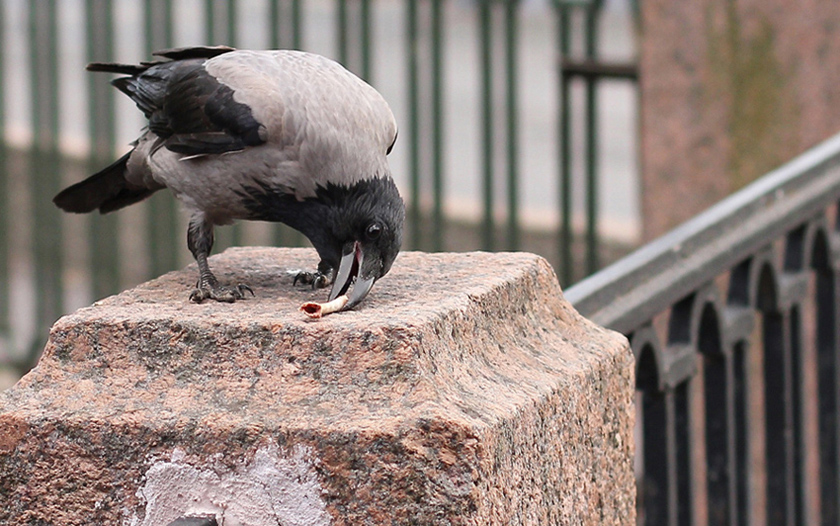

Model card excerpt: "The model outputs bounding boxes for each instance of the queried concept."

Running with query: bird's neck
[236,176,402,266]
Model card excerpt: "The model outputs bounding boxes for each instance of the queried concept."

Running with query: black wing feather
[156,61,266,155]
[87,62,153,75]
[53,152,160,214]
[152,45,236,61]
[165,132,244,155]
[89,47,265,156]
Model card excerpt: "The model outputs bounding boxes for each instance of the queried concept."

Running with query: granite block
[0,248,634,525]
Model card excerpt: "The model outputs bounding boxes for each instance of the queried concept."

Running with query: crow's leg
[187,214,253,303]
[293,259,334,290]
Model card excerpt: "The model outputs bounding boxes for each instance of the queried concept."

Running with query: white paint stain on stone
[125,442,331,526]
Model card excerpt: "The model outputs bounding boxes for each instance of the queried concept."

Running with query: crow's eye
[366,222,382,240]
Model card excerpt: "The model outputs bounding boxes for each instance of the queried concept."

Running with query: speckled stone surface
[0,248,634,525]
[640,0,840,240]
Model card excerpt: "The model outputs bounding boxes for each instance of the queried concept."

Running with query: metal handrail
[566,132,840,525]
[567,131,840,333]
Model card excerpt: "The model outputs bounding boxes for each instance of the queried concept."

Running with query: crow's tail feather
[53,151,157,214]
[86,62,154,75]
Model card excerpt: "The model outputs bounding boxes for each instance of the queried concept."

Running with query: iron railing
[0,0,639,378]
[567,132,840,525]
[556,0,638,282]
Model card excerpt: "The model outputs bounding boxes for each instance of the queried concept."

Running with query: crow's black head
[238,176,405,309]
[324,177,405,308]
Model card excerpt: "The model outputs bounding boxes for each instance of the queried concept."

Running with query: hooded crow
[54,46,405,312]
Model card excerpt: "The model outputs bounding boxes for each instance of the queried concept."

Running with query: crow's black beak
[329,241,376,310]
[344,273,375,309]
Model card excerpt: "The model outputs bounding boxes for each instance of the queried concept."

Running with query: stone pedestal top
[0,248,634,525]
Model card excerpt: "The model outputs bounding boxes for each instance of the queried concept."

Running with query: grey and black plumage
[54,46,405,310]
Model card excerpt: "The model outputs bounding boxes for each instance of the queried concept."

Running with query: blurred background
[0,0,641,385]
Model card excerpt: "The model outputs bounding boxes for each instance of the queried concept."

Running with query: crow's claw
[190,283,254,303]
[294,270,331,290]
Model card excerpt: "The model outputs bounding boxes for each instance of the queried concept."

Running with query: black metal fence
[0,0,640,380]
[567,132,840,525]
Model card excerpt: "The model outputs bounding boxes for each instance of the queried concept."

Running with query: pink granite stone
[0,248,634,525]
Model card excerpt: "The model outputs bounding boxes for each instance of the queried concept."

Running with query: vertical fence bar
[0,0,7,341]
[763,310,795,526]
[673,382,693,526]
[206,1,243,252]
[292,0,303,48]
[47,0,61,320]
[144,0,174,47]
[406,0,421,250]
[479,0,494,251]
[227,1,243,248]
[790,306,807,525]
[816,265,839,525]
[25,2,39,358]
[144,0,180,279]
[642,389,670,525]
[337,0,348,66]
[0,0,4,135]
[732,342,751,525]
[46,0,60,163]
[504,0,519,251]
[205,0,216,44]
[269,0,299,248]
[431,0,444,251]
[0,147,5,344]
[86,0,120,301]
[360,0,372,81]
[29,0,64,357]
[162,2,173,52]
[584,3,599,273]
[28,0,57,363]
[269,3,304,48]
[270,0,279,48]
[556,4,573,284]
[727,266,753,526]
[291,1,304,248]
[704,352,732,525]
[227,0,237,46]
[28,3,41,147]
